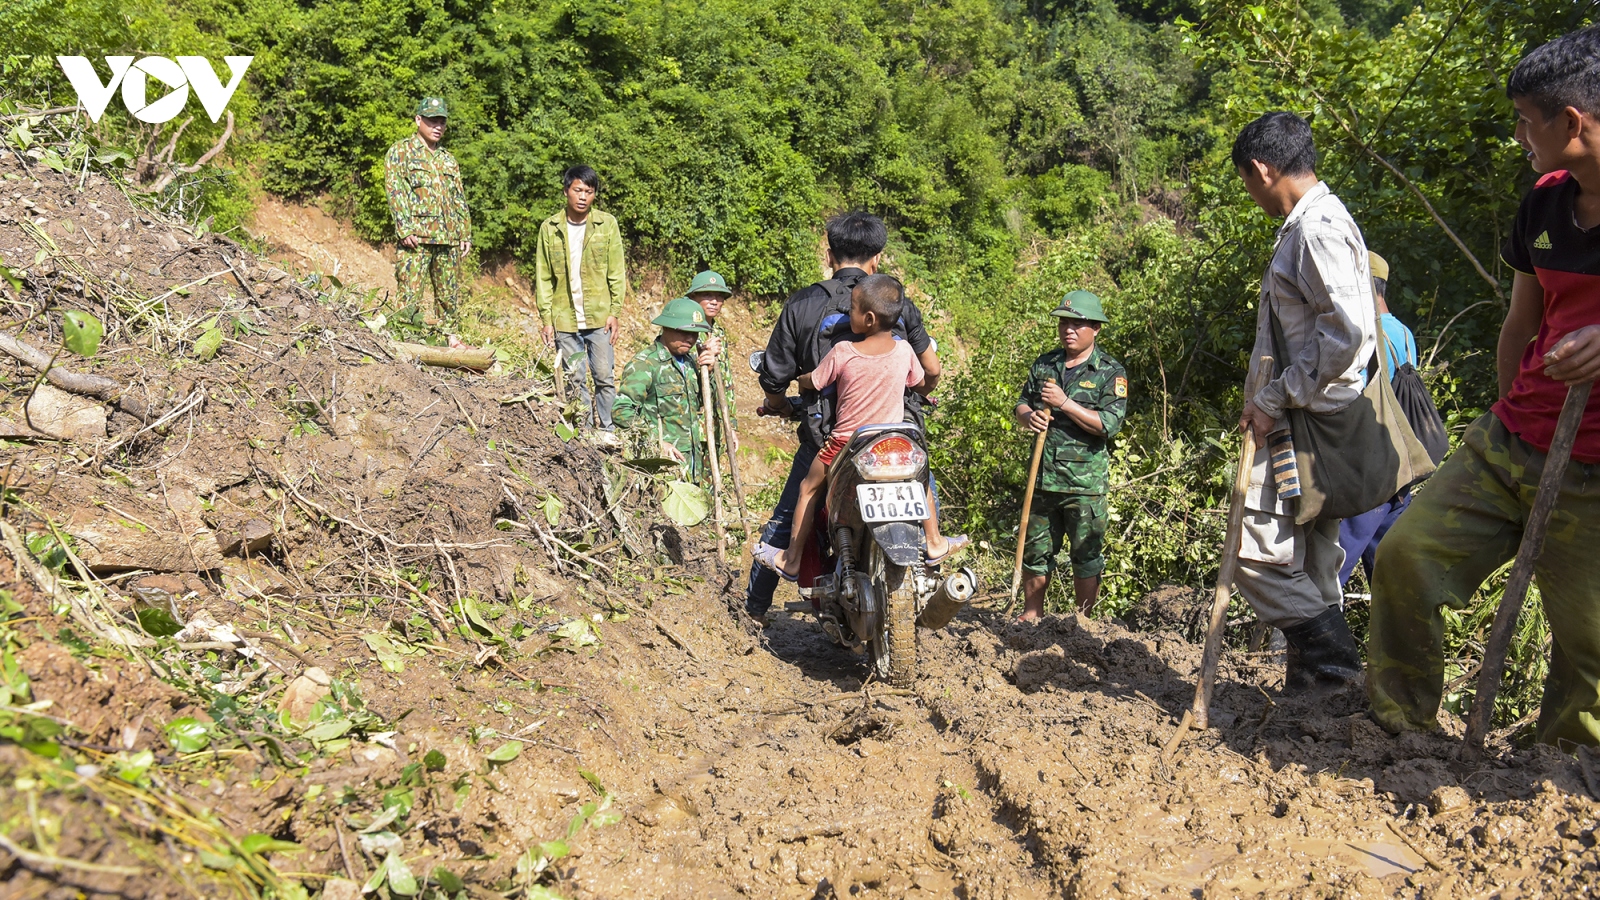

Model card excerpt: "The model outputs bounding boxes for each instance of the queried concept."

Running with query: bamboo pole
[1191,356,1274,730]
[1465,380,1592,753]
[700,365,728,565]
[711,367,753,541]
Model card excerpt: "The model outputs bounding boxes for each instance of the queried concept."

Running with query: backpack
[1390,362,1450,466]
[798,275,923,446]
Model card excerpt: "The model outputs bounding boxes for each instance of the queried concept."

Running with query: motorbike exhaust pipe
[917,567,976,630]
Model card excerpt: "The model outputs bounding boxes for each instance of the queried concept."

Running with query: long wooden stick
[1465,380,1592,752]
[1192,357,1274,729]
[700,365,728,565]
[710,367,753,541]
[1009,378,1054,608]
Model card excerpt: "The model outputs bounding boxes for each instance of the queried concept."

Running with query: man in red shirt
[1367,26,1600,745]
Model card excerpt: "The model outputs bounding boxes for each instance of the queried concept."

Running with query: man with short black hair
[1233,111,1377,692]
[745,211,942,619]
[535,165,627,438]
[1368,27,1600,745]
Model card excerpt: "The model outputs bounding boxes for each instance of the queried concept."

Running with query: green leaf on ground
[433,867,464,892]
[486,741,521,764]
[134,605,183,637]
[554,422,577,442]
[539,493,563,527]
[62,311,103,357]
[302,717,353,743]
[163,717,210,753]
[192,327,224,360]
[423,749,447,771]
[662,480,710,526]
[551,618,598,649]
[239,834,302,855]
[362,632,421,672]
[115,749,154,783]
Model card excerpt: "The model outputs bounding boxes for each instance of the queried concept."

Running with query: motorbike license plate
[855,482,929,523]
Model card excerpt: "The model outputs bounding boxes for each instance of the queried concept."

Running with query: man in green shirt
[1013,291,1128,621]
[613,297,718,482]
[383,97,471,324]
[534,165,628,438]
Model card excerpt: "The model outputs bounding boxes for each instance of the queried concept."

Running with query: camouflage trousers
[1368,413,1600,745]
[395,243,460,318]
[1021,491,1107,579]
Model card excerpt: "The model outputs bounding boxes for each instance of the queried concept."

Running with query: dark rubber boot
[1280,607,1362,693]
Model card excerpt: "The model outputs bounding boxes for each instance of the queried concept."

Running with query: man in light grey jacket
[1233,112,1376,692]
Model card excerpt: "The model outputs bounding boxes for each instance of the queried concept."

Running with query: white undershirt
[566,219,588,329]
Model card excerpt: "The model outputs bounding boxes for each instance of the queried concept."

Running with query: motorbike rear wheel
[866,541,918,687]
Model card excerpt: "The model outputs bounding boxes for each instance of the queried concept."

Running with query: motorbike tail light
[854,434,926,481]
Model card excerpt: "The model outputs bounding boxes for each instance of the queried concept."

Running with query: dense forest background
[5,0,1598,718]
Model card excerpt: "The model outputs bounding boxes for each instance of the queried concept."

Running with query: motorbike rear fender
[870,522,924,566]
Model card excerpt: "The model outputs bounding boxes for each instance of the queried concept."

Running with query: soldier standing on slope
[384,97,471,325]
[1014,291,1128,621]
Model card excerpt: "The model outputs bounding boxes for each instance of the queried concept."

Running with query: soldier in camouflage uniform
[688,269,739,452]
[384,97,471,324]
[613,297,717,482]
[1013,291,1128,621]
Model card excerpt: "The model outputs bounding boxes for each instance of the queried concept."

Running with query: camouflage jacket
[1018,346,1128,495]
[613,339,706,481]
[383,134,470,244]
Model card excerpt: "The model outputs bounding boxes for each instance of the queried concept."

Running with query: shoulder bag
[1267,291,1437,524]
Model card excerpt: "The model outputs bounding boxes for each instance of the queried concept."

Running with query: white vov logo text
[56,56,253,124]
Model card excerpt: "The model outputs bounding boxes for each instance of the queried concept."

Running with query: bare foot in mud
[1015,611,1043,624]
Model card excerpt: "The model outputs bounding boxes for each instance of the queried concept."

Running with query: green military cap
[652,296,712,333]
[415,97,450,118]
[687,270,732,295]
[1051,289,1109,324]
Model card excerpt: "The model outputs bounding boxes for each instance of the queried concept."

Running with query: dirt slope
[1,127,1597,900]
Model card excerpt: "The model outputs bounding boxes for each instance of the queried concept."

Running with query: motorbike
[751,352,976,686]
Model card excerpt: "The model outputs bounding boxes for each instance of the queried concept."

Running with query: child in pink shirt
[757,275,966,580]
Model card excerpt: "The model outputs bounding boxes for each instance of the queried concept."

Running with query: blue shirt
[1380,312,1417,378]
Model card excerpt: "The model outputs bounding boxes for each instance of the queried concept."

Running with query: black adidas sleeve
[1503,187,1537,276]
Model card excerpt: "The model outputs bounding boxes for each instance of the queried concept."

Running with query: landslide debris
[1,113,1597,900]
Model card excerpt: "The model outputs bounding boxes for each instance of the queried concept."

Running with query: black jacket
[757,267,932,445]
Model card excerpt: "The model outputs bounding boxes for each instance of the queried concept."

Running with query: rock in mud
[21,384,107,441]
[279,666,332,723]
[218,518,274,557]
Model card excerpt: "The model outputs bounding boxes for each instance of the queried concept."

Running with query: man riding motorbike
[746,211,942,619]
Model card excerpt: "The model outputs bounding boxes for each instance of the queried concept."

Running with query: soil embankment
[1,144,1597,899]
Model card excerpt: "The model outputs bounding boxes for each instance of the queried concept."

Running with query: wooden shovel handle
[1009,379,1054,607]
[1191,357,1275,729]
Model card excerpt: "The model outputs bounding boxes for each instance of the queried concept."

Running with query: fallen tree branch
[0,331,149,421]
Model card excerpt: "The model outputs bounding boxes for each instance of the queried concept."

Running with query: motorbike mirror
[748,350,765,373]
